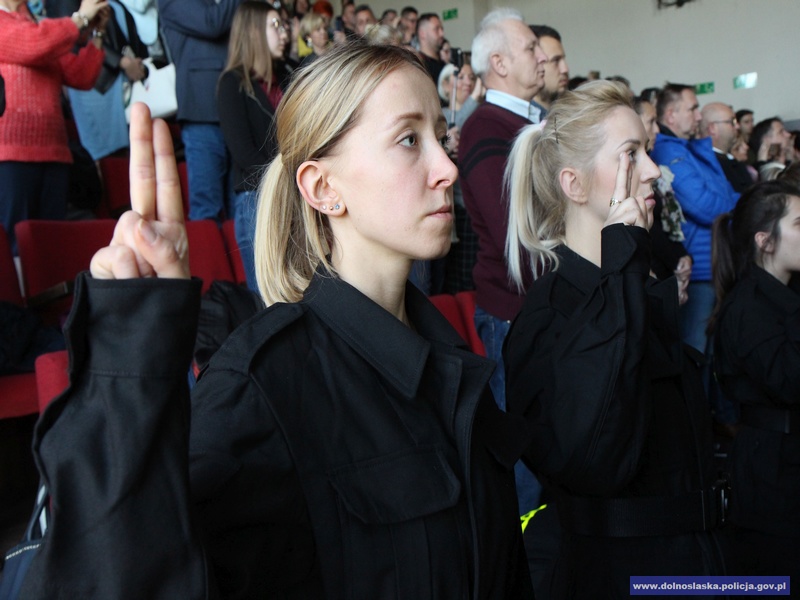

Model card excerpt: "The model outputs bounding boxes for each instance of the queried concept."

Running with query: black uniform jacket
[22,271,533,599]
[505,225,726,596]
[714,266,800,537]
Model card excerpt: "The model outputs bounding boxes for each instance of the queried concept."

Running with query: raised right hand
[91,104,189,281]
[605,152,654,230]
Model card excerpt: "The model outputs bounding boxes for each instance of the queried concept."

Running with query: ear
[662,105,675,128]
[754,231,775,254]
[558,167,586,205]
[296,160,345,216]
[489,52,506,77]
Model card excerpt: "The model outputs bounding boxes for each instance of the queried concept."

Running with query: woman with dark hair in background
[217,0,289,290]
[709,179,800,592]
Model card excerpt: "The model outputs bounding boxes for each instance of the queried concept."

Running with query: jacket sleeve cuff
[65,272,202,378]
[600,224,652,278]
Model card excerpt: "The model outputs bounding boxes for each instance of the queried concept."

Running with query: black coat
[713,267,800,538]
[23,272,533,599]
[217,67,287,193]
[158,0,243,123]
[505,225,727,597]
[714,151,756,195]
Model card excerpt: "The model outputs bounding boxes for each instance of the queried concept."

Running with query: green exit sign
[442,8,458,20]
[695,82,715,95]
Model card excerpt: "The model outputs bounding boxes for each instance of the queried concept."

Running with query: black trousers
[0,161,68,252]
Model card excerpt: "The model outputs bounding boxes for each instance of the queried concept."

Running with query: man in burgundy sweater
[459,7,546,514]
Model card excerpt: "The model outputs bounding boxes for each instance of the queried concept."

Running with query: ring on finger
[610,197,622,206]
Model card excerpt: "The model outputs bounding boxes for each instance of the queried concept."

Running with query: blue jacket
[158,0,244,123]
[650,133,739,281]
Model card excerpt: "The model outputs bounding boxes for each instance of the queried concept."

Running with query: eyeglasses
[710,118,737,126]
[270,18,288,34]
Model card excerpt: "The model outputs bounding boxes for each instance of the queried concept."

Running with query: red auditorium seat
[15,219,117,325]
[0,225,22,306]
[177,161,190,219]
[0,225,38,419]
[221,220,247,285]
[454,290,486,356]
[185,220,235,294]
[98,156,132,217]
[429,293,469,344]
[35,350,69,413]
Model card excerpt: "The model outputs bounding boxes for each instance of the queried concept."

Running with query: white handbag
[124,59,177,123]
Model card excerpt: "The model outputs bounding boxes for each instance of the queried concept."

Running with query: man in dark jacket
[158,0,243,222]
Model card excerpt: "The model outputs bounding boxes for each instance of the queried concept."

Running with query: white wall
[367,0,800,121]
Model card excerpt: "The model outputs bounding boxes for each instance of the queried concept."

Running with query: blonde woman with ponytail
[503,81,730,597]
[25,42,532,599]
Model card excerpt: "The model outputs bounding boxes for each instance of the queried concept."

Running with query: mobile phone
[450,48,464,70]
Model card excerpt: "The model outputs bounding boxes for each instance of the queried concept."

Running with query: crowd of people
[1,1,798,599]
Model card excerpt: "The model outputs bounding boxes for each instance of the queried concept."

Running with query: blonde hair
[254,42,428,305]
[363,23,403,46]
[224,1,278,96]
[505,80,633,288]
[299,12,326,41]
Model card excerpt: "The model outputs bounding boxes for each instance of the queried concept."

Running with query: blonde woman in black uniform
[503,81,729,597]
[22,43,532,599]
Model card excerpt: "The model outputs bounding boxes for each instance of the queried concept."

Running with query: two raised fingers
[606,152,652,230]
[91,104,189,280]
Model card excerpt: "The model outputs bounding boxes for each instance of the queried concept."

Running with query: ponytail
[707,212,735,335]
[254,153,333,305]
[505,123,562,289]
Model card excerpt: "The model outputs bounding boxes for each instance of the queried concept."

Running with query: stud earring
[321,204,328,211]
[334,204,340,211]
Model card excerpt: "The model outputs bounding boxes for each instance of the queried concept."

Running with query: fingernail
[138,219,157,244]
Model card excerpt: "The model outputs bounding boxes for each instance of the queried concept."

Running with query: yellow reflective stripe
[520,504,548,533]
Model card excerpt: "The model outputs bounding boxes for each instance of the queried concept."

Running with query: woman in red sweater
[0,0,107,250]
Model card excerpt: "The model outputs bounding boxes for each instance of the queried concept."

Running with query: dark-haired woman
[217,0,290,289]
[709,179,800,591]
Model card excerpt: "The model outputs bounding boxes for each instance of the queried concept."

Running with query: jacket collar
[748,265,800,314]
[302,271,469,398]
[553,244,599,294]
[657,123,678,138]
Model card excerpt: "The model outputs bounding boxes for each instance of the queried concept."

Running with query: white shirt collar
[485,89,541,124]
